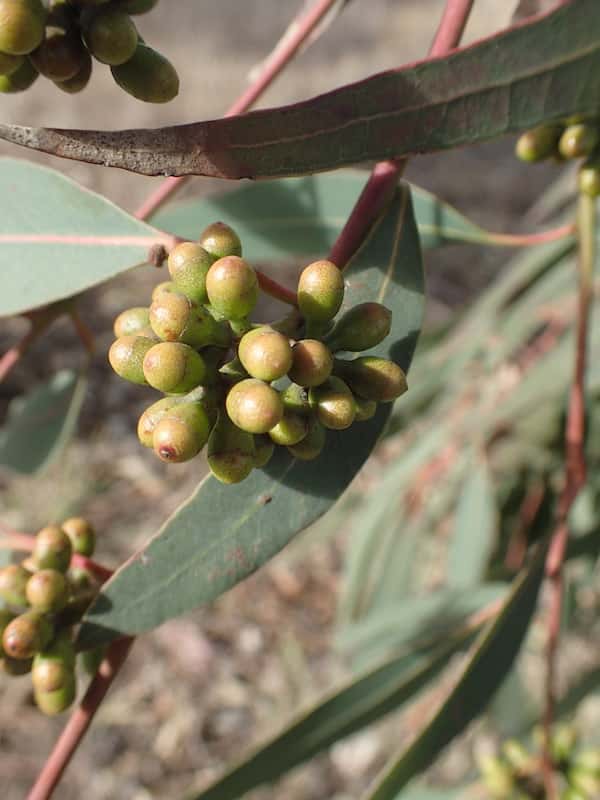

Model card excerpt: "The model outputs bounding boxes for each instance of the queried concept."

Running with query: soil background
[0,3,564,798]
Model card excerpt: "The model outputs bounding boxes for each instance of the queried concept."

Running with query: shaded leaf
[78,183,425,647]
[0,369,86,474]
[0,158,171,317]
[2,2,597,177]
[447,458,497,588]
[362,540,548,800]
[187,627,481,800]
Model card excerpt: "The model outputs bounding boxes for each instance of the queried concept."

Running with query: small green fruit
[334,356,407,402]
[573,749,600,776]
[30,30,87,81]
[238,327,293,382]
[2,610,53,659]
[206,256,258,320]
[551,723,578,764]
[152,402,211,463]
[137,396,180,447]
[560,788,588,800]
[111,42,179,103]
[113,306,150,338]
[297,260,344,323]
[152,280,178,301]
[149,292,230,347]
[288,418,326,460]
[309,377,356,430]
[559,123,599,160]
[0,563,30,606]
[226,378,283,434]
[33,525,72,572]
[208,413,255,484]
[53,46,92,93]
[477,754,514,798]
[269,411,308,446]
[0,0,46,55]
[515,125,562,162]
[83,7,138,65]
[108,335,155,384]
[61,517,96,557]
[199,221,242,260]
[579,158,600,197]
[501,740,533,772]
[253,434,275,468]
[354,396,377,421]
[35,673,76,715]
[0,608,14,637]
[288,339,333,387]
[142,341,206,394]
[326,302,391,352]
[0,50,23,75]
[569,766,600,797]
[32,635,75,692]
[167,241,214,303]
[26,569,69,612]
[0,56,37,90]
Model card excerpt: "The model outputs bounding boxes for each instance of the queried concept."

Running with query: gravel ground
[0,2,568,798]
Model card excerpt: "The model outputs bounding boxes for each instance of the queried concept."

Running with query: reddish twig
[134,0,343,222]
[256,271,298,307]
[0,310,59,384]
[505,482,546,572]
[69,309,96,357]
[484,222,576,248]
[428,0,475,57]
[541,192,596,799]
[27,637,134,800]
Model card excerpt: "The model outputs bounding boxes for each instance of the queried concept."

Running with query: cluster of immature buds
[477,725,600,800]
[515,115,600,196]
[0,518,104,715]
[0,0,178,102]
[109,221,408,484]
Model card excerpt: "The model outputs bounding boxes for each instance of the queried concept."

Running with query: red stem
[428,0,475,57]
[485,223,576,248]
[134,0,342,222]
[256,271,298,307]
[26,637,134,800]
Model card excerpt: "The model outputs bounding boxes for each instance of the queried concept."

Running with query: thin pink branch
[0,233,177,248]
[134,0,343,222]
[256,271,298,306]
[485,222,576,247]
[428,0,475,57]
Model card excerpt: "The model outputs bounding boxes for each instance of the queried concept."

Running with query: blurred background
[0,2,574,798]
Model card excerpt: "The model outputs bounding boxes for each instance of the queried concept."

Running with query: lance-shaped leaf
[1,1,598,178]
[78,183,424,647]
[0,369,87,474]
[0,158,174,318]
[361,540,548,800]
[153,172,488,254]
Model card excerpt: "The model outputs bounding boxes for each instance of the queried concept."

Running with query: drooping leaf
[186,626,482,800]
[153,172,488,254]
[447,457,497,588]
[0,158,172,318]
[361,540,548,800]
[1,1,597,177]
[0,369,87,474]
[78,182,425,647]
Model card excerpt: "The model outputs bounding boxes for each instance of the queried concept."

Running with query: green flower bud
[149,292,231,347]
[226,378,283,434]
[561,788,588,800]
[80,645,106,675]
[34,673,76,715]
[326,303,391,353]
[152,402,211,463]
[288,418,326,460]
[579,158,600,197]
[83,6,138,65]
[33,525,72,572]
[0,564,30,606]
[477,754,514,798]
[61,517,95,557]
[142,341,206,394]
[32,634,75,692]
[269,411,308,446]
[297,260,344,323]
[111,43,179,103]
[253,434,275,468]
[569,766,600,797]
[152,280,178,302]
[515,125,562,162]
[573,749,600,776]
[0,0,46,55]
[30,30,87,81]
[238,327,293,382]
[334,356,407,402]
[2,610,53,659]
[117,0,158,13]
[167,242,214,303]
[551,723,578,765]
[0,50,23,75]
[288,339,333,387]
[354,396,377,421]
[26,569,69,613]
[137,396,180,447]
[309,376,356,430]
[208,413,255,484]
[501,740,533,772]
[66,565,97,595]
[113,306,150,338]
[108,335,155,384]
[199,221,242,260]
[206,256,258,320]
[0,608,14,638]
[53,46,93,93]
[0,56,37,91]
[559,123,599,160]
[280,382,311,416]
